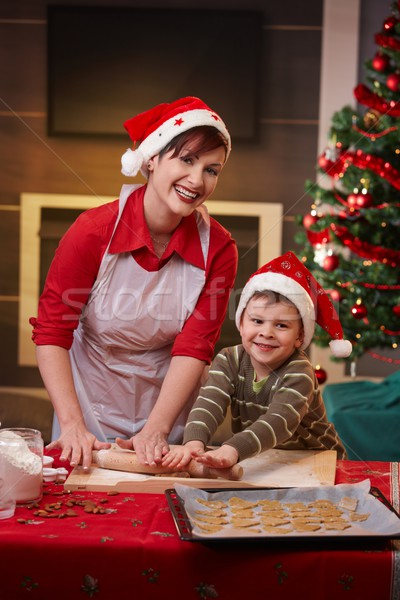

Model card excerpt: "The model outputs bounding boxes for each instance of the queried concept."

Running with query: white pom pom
[329,339,352,358]
[121,148,143,177]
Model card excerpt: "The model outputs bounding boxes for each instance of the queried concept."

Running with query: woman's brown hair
[158,125,229,161]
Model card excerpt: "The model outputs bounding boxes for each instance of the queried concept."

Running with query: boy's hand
[193,445,239,469]
[161,441,205,470]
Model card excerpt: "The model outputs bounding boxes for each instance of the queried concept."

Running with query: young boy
[162,252,352,470]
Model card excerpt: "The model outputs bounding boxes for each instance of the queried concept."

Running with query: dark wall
[0,0,326,387]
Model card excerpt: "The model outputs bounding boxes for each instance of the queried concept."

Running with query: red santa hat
[235,251,352,358]
[121,96,231,178]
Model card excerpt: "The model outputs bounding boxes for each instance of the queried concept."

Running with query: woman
[30,96,237,469]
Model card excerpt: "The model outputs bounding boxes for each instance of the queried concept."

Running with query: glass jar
[0,428,44,504]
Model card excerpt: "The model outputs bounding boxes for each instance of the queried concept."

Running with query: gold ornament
[363,109,381,129]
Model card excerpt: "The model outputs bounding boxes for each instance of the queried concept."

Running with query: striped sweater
[183,345,347,461]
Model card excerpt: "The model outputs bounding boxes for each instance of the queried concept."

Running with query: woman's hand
[115,428,170,466]
[46,423,111,470]
[161,441,205,470]
[193,445,239,469]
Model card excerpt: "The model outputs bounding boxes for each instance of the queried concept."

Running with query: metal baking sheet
[165,480,400,542]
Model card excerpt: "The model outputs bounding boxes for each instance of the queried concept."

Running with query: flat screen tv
[47,6,263,141]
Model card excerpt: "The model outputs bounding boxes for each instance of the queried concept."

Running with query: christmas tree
[296,2,400,366]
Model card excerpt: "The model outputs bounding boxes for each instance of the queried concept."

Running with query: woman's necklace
[149,232,169,251]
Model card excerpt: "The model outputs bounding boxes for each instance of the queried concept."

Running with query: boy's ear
[295,328,304,348]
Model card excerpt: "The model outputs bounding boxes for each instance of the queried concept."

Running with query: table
[1,453,399,600]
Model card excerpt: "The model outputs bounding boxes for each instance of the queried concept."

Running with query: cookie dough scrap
[285,502,308,512]
[349,512,370,522]
[231,518,261,529]
[339,496,358,511]
[259,509,288,519]
[262,524,293,534]
[195,515,230,525]
[228,497,259,509]
[324,521,351,530]
[194,509,228,518]
[314,509,344,518]
[194,521,224,534]
[230,508,255,518]
[292,522,322,532]
[308,500,336,509]
[196,498,228,509]
[258,499,282,509]
[260,516,291,527]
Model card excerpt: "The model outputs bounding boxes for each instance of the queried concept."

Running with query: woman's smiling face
[239,294,304,379]
[146,144,226,218]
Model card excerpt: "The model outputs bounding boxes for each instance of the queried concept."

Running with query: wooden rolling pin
[92,448,243,481]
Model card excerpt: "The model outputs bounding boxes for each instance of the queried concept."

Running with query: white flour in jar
[0,431,42,503]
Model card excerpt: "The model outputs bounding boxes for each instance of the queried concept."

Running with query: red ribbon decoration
[321,148,400,190]
[339,281,400,290]
[381,327,400,335]
[367,350,400,364]
[333,188,400,211]
[375,32,400,52]
[306,228,331,246]
[330,223,400,267]
[333,191,350,207]
[352,123,398,138]
[353,83,400,117]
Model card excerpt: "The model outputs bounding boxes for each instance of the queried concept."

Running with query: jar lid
[43,455,54,468]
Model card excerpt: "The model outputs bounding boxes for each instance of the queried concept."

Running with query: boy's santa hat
[121,96,231,178]
[235,251,352,358]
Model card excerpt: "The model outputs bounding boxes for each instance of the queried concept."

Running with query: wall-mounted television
[47,6,263,141]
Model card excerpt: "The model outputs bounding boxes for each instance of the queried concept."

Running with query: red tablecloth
[0,453,399,600]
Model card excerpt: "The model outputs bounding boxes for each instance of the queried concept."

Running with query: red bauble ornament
[383,16,397,30]
[303,214,319,229]
[392,305,400,317]
[372,53,389,72]
[314,366,327,385]
[328,289,341,303]
[318,154,333,171]
[347,193,358,207]
[386,73,400,92]
[356,192,374,208]
[347,192,373,208]
[351,302,368,319]
[323,255,339,271]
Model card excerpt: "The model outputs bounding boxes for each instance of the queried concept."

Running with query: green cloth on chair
[323,371,400,461]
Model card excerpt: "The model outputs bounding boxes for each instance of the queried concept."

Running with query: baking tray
[165,484,400,542]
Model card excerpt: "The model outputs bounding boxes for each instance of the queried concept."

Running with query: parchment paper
[174,479,400,539]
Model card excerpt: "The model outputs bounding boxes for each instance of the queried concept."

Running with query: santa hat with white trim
[235,251,352,358]
[121,96,231,178]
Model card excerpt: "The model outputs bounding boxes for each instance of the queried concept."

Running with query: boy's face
[239,296,303,379]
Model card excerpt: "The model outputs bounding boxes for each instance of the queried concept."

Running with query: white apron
[53,184,210,443]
